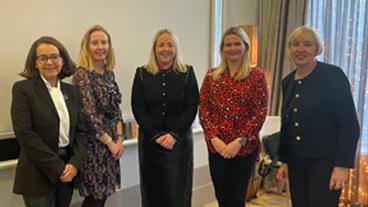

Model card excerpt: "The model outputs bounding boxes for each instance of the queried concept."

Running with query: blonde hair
[79,25,116,71]
[287,26,323,55]
[212,26,251,81]
[144,29,187,74]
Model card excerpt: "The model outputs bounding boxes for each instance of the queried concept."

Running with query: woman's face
[155,33,176,67]
[89,31,109,63]
[222,34,246,64]
[35,43,63,83]
[288,34,318,68]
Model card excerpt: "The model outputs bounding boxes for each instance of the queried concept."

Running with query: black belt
[58,146,70,162]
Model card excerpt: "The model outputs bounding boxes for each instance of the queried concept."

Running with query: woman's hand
[113,138,124,160]
[59,164,78,182]
[107,141,120,158]
[329,167,349,191]
[221,138,242,159]
[156,133,177,150]
[211,137,226,155]
[277,163,289,182]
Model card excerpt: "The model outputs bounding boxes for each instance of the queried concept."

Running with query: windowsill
[0,159,17,170]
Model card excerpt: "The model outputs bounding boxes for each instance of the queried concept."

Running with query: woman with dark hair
[11,36,87,207]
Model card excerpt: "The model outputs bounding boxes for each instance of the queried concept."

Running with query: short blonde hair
[79,25,116,71]
[212,26,251,81]
[144,29,187,74]
[287,26,323,55]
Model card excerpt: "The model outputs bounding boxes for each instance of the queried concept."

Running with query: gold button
[295,94,300,98]
[297,80,302,85]
[296,136,301,141]
[293,108,298,112]
[294,122,299,127]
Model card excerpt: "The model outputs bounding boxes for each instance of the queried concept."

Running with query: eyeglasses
[36,54,62,64]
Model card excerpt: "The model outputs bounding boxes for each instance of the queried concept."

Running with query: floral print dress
[73,67,123,199]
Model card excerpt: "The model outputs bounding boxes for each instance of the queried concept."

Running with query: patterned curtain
[306,0,368,205]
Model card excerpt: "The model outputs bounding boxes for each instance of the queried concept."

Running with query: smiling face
[222,34,246,65]
[155,32,177,68]
[288,34,319,69]
[89,31,109,63]
[35,43,63,85]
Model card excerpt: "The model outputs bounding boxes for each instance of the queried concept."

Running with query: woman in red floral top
[199,26,268,207]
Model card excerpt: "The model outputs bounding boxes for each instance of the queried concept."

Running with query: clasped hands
[106,137,124,160]
[59,163,77,183]
[155,133,177,150]
[211,137,242,159]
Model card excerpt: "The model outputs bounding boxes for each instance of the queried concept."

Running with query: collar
[40,75,60,90]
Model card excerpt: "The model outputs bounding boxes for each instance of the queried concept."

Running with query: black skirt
[138,129,193,207]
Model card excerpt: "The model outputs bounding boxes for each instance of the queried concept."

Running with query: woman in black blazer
[11,36,87,207]
[131,29,199,207]
[277,26,360,207]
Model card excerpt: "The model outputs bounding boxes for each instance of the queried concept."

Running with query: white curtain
[306,0,368,205]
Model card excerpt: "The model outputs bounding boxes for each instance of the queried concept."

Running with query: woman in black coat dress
[131,29,199,207]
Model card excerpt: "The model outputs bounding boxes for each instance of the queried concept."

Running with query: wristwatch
[239,137,247,146]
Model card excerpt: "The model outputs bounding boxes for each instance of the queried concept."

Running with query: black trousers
[288,157,342,207]
[23,147,74,207]
[209,151,257,207]
[23,183,73,207]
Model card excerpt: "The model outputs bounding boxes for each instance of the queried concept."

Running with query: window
[306,0,368,154]
[211,0,223,67]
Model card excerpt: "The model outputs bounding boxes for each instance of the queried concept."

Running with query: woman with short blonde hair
[277,26,359,207]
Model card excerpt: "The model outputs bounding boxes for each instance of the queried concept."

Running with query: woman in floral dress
[73,25,124,207]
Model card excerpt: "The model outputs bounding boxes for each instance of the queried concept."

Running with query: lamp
[241,25,259,67]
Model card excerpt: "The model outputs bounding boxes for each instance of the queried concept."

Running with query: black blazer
[11,76,87,196]
[131,66,199,142]
[278,62,360,168]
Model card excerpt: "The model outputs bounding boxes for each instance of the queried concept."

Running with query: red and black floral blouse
[199,68,269,156]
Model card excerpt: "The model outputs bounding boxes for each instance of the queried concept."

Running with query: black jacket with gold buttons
[278,62,360,168]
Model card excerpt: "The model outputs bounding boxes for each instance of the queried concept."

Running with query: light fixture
[241,25,259,67]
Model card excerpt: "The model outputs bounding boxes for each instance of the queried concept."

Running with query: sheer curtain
[306,0,368,205]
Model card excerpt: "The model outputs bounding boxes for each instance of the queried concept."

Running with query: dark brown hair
[20,36,76,79]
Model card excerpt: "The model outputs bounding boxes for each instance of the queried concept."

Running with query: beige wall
[0,1,260,206]
[223,0,258,28]
[0,0,211,135]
